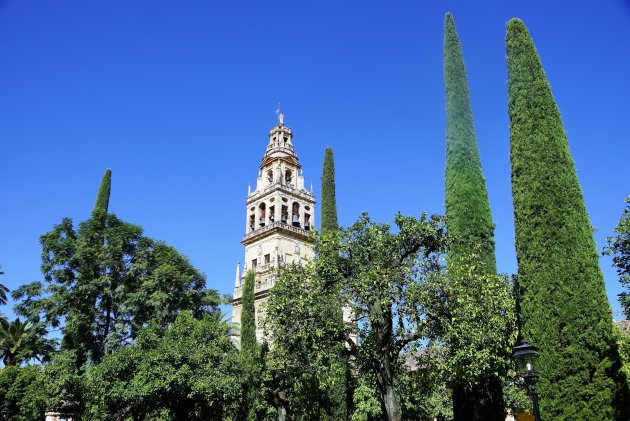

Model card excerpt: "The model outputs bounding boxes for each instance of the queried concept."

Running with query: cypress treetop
[93,168,112,215]
[321,147,338,233]
[507,18,627,419]
[444,13,496,273]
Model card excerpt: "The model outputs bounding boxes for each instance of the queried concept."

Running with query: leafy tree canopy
[12,213,220,365]
[267,212,447,421]
[86,311,244,421]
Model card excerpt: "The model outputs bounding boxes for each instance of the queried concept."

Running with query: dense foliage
[422,253,517,420]
[0,313,244,420]
[86,311,244,420]
[264,262,347,420]
[443,13,505,420]
[507,18,629,420]
[605,196,630,319]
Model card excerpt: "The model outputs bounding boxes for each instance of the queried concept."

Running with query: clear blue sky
[1,1,629,319]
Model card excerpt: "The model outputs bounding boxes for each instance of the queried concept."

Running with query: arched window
[285,169,293,187]
[259,203,266,226]
[281,205,288,224]
[304,213,311,231]
[267,169,273,183]
[292,202,300,227]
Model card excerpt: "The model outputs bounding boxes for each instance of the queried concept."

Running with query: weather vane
[276,103,284,126]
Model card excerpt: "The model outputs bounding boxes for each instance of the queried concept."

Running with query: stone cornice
[246,183,315,205]
[242,221,314,245]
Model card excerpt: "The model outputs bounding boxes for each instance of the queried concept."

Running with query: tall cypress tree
[443,13,504,420]
[321,147,338,233]
[63,168,113,365]
[320,146,349,419]
[240,270,256,358]
[507,18,628,419]
[93,168,112,215]
[444,13,496,272]
[240,270,259,419]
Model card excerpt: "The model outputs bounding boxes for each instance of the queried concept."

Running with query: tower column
[275,195,281,224]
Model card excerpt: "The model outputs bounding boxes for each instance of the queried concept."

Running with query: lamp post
[0,406,11,421]
[514,340,541,421]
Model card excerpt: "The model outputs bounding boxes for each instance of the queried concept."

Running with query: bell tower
[232,111,316,341]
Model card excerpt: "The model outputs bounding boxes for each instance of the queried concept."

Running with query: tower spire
[235,262,241,288]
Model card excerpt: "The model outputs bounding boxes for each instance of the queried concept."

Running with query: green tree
[93,168,112,215]
[12,172,219,366]
[0,318,55,366]
[239,269,265,420]
[605,196,630,318]
[320,146,350,419]
[321,147,339,233]
[86,311,244,420]
[443,13,496,273]
[507,18,628,419]
[0,353,87,421]
[317,213,446,421]
[241,270,257,359]
[443,13,506,419]
[421,254,517,420]
[0,365,48,421]
[265,262,348,420]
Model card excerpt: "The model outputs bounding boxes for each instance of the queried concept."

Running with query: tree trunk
[378,358,401,421]
[374,300,401,421]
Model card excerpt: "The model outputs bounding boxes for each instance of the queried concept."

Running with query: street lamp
[0,406,11,421]
[514,340,541,421]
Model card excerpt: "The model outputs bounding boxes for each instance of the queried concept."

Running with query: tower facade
[232,113,316,341]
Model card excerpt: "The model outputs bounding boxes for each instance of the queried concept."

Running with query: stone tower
[232,112,316,341]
